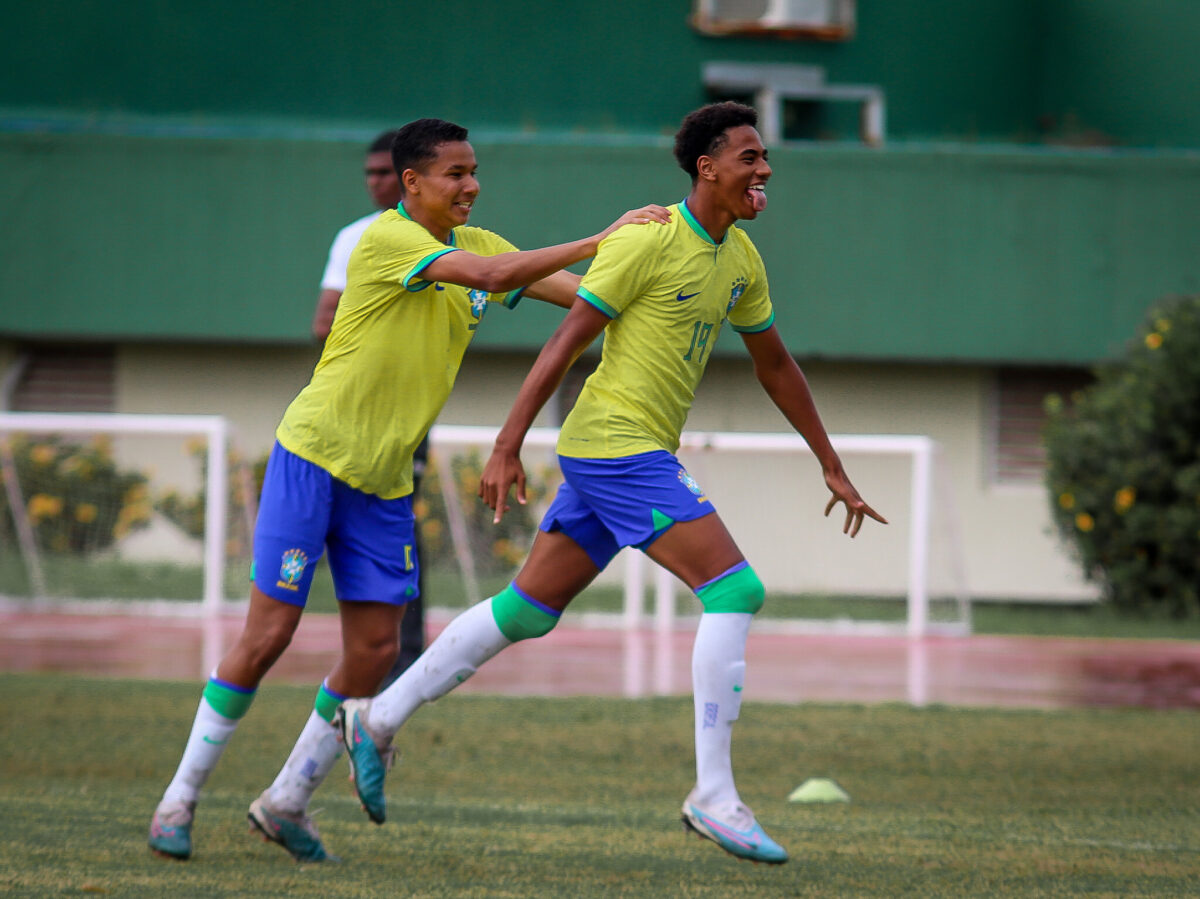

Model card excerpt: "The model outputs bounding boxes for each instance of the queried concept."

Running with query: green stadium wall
[5,1,1200,147]
[2,131,1197,364]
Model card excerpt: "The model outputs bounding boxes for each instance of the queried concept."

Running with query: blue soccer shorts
[539,450,716,569]
[252,442,419,607]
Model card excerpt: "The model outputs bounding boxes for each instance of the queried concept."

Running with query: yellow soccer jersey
[277,207,523,498]
[559,200,774,459]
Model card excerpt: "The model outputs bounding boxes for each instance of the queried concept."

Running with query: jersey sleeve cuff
[577,286,618,319]
[403,247,459,291]
[730,310,775,334]
[501,286,526,309]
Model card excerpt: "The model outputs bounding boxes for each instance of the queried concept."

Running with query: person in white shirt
[312,129,403,340]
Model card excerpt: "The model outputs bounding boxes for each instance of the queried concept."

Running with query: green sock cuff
[696,564,765,614]
[314,682,346,723]
[491,584,561,642]
[202,677,256,720]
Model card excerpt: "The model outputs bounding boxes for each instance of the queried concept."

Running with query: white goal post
[0,413,968,680]
[0,412,233,669]
[430,424,970,638]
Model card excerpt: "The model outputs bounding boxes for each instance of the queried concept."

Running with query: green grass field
[1,674,1197,897]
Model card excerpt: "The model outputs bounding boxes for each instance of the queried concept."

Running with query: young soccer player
[337,102,886,865]
[147,117,669,863]
[311,128,430,684]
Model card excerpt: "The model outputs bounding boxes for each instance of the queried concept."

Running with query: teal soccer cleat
[337,698,395,825]
[148,800,195,860]
[681,793,789,865]
[247,792,336,863]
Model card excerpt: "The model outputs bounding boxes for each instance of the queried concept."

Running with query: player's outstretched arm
[422,205,671,296]
[742,325,888,536]
[522,270,582,309]
[480,301,611,522]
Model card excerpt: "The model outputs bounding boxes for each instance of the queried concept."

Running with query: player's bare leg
[218,586,306,685]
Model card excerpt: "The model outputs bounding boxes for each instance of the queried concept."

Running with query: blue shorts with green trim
[539,450,715,569]
[252,442,419,608]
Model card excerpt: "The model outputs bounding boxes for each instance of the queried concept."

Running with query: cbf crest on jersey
[468,289,489,320]
[727,276,748,314]
[276,548,308,592]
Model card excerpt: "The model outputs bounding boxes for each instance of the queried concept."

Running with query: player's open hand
[822,468,887,537]
[479,446,526,524]
[600,204,672,239]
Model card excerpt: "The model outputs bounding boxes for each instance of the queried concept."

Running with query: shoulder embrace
[603,218,668,253]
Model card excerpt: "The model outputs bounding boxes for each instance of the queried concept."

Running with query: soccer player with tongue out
[339,101,886,865]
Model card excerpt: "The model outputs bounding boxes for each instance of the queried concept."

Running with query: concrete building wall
[95,344,1093,603]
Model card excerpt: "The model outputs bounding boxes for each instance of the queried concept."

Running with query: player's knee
[695,563,765,615]
[490,583,562,642]
[237,624,294,675]
[363,637,400,676]
[348,630,400,683]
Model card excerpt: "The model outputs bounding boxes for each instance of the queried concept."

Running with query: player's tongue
[747,187,767,212]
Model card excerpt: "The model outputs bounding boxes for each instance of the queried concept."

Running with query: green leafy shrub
[1044,295,1200,617]
[0,434,151,553]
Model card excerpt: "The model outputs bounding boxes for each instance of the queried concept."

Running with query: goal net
[423,425,970,638]
[0,413,250,635]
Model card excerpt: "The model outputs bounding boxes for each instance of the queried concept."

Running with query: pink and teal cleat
[681,793,789,865]
[148,799,195,860]
[247,791,335,863]
[337,698,395,825]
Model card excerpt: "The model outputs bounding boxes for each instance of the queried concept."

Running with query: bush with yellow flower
[417,450,555,576]
[0,435,151,553]
[1044,295,1200,617]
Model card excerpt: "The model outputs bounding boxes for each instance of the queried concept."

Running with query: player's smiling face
[709,125,770,221]
[404,140,480,240]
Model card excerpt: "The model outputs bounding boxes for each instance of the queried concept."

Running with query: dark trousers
[379,465,427,690]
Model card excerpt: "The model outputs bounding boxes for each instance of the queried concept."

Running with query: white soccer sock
[691,612,753,807]
[161,696,240,805]
[266,710,344,814]
[368,597,512,735]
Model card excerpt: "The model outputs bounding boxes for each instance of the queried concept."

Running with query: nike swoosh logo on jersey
[676,291,700,302]
[435,284,445,291]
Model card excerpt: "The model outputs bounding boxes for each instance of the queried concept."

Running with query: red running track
[3,608,1199,709]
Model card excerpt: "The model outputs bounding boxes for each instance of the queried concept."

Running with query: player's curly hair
[673,102,759,181]
[392,119,470,191]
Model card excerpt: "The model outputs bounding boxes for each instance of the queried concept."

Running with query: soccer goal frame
[0,412,233,668]
[430,425,970,638]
